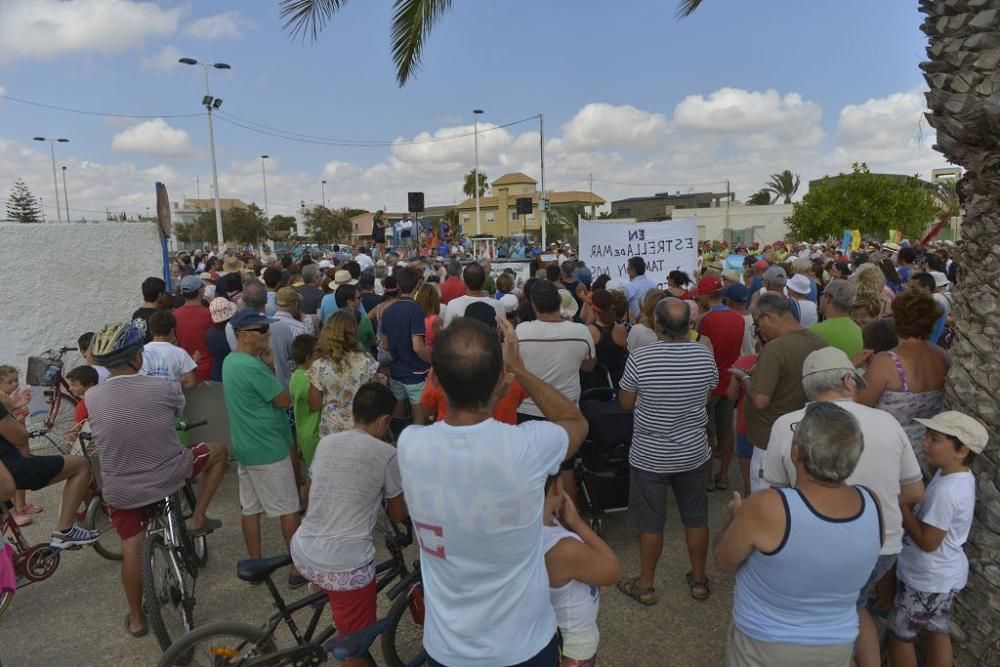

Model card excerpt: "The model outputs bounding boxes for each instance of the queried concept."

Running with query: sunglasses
[241,324,270,335]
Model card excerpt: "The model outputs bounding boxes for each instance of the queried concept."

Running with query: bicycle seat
[237,554,292,583]
[324,617,393,660]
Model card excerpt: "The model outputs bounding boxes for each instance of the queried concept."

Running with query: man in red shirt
[173,275,214,382]
[694,275,746,491]
[439,259,465,304]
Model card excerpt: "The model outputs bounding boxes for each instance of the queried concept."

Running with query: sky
[0,0,942,222]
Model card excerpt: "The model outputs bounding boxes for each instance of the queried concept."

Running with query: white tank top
[543,521,600,660]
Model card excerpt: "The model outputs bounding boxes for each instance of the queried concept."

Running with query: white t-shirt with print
[397,419,568,667]
[897,469,975,592]
[763,399,923,555]
[515,319,595,417]
[140,341,196,385]
[544,520,600,660]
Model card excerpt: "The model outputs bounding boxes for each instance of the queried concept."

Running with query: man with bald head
[397,317,588,666]
[618,298,719,604]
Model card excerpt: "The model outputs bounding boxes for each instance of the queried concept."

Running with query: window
[485,212,495,224]
[462,214,471,224]
[509,210,518,221]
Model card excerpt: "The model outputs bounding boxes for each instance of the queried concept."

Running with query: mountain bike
[157,518,421,667]
[25,347,80,455]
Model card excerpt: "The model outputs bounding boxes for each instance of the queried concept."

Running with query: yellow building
[454,172,605,237]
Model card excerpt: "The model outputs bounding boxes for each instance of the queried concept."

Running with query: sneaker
[50,523,101,549]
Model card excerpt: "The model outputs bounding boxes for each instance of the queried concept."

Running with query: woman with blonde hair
[308,310,380,437]
[852,262,894,317]
[414,282,442,350]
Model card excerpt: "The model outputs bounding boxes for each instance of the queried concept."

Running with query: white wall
[689,203,793,243]
[0,222,164,378]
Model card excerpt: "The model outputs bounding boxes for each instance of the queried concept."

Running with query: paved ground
[1,463,741,667]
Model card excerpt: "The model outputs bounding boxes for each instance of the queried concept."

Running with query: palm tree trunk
[921,0,1000,663]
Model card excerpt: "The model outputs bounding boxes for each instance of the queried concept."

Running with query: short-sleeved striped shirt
[619,340,718,473]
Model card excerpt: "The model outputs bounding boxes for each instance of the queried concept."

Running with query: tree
[785,163,937,242]
[463,169,489,199]
[302,205,353,244]
[764,169,800,204]
[746,188,772,206]
[269,214,298,238]
[546,203,586,245]
[178,204,269,244]
[6,179,42,222]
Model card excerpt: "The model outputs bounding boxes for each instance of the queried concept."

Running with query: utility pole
[61,166,70,222]
[539,113,547,249]
[589,173,596,222]
[725,178,731,236]
[473,109,484,236]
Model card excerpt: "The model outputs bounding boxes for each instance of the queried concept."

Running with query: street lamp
[179,57,231,245]
[260,155,270,222]
[61,166,70,222]
[473,109,484,236]
[321,180,327,209]
[33,137,69,222]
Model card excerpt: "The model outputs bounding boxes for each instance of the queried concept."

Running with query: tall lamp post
[33,137,69,222]
[321,180,327,209]
[61,166,70,222]
[179,57,230,246]
[473,109,484,236]
[260,155,270,222]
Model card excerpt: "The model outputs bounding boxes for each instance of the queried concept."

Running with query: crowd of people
[0,232,988,666]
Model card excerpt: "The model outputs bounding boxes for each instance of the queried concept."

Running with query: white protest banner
[579,218,698,289]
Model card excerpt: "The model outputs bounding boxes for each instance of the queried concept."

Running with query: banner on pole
[578,218,698,289]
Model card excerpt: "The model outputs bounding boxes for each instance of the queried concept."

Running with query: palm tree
[764,170,800,204]
[746,188,772,206]
[463,169,488,199]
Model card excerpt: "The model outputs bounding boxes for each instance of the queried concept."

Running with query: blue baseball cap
[230,309,271,331]
[180,274,204,294]
[723,283,750,304]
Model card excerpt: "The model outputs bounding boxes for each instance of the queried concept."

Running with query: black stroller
[576,363,634,535]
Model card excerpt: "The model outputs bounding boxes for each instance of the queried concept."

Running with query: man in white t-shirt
[441,262,505,326]
[397,317,588,667]
[140,310,198,390]
[514,280,596,419]
[354,248,374,272]
[763,346,924,666]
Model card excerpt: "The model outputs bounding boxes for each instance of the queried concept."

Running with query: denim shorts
[390,379,426,404]
[735,434,754,460]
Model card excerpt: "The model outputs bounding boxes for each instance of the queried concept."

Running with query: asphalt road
[0,463,739,667]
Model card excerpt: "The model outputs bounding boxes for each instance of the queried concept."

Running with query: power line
[0,92,204,119]
[592,177,729,189]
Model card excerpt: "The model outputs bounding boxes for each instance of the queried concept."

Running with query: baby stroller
[576,363,633,535]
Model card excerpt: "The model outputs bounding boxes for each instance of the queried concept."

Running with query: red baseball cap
[694,275,723,296]
[754,259,769,272]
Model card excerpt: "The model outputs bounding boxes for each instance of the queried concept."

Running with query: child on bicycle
[888,411,986,667]
[64,365,99,449]
[543,475,621,667]
[0,365,38,526]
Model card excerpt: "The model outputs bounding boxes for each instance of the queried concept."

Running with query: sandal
[686,571,711,601]
[125,612,148,638]
[714,474,729,491]
[21,504,45,515]
[617,576,657,606]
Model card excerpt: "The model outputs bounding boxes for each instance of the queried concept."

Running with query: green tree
[546,203,586,245]
[268,214,298,238]
[180,204,269,244]
[764,169,800,204]
[6,179,42,222]
[174,222,194,244]
[746,188,772,205]
[785,163,937,242]
[463,169,488,199]
[303,205,353,244]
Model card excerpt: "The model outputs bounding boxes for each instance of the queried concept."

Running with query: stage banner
[579,218,698,289]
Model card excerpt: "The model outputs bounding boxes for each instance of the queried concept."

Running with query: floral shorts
[294,560,375,592]
[888,580,960,641]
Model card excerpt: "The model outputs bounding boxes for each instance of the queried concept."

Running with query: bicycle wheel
[180,485,208,568]
[0,590,13,620]
[157,622,275,667]
[381,582,425,667]
[84,496,122,561]
[29,391,78,456]
[143,529,195,653]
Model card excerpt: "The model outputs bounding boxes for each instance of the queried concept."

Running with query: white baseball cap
[802,347,867,389]
[915,411,989,453]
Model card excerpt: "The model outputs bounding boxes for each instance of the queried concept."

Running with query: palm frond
[390,0,453,86]
[675,0,705,18]
[280,0,349,42]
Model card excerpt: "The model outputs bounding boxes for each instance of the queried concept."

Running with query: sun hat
[558,289,579,319]
[222,256,243,273]
[693,275,724,297]
[722,269,742,283]
[787,273,811,295]
[230,310,271,331]
[198,272,213,281]
[801,347,867,389]
[882,242,900,252]
[333,270,352,286]
[914,411,989,454]
[275,286,302,307]
[180,275,204,295]
[763,265,788,284]
[208,297,238,324]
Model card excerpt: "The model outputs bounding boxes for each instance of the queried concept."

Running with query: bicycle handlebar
[59,346,77,354]
[177,419,208,431]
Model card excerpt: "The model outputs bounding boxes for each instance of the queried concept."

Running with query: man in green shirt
[809,279,863,359]
[335,284,376,354]
[223,309,305,588]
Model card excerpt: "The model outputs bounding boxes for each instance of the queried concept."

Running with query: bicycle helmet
[90,322,144,369]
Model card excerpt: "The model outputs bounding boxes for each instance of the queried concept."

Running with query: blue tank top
[733,486,883,645]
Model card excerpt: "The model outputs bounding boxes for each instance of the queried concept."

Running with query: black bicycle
[157,518,423,667]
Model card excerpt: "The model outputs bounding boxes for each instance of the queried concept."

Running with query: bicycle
[25,346,80,456]
[144,419,213,654]
[157,518,423,667]
[0,499,67,619]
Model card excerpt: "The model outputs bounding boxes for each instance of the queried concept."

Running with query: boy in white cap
[888,410,988,667]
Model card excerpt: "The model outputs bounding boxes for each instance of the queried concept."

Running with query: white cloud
[561,103,670,150]
[0,0,181,63]
[140,45,183,72]
[183,11,254,40]
[323,161,363,181]
[111,119,196,158]
[391,123,513,167]
[674,88,822,133]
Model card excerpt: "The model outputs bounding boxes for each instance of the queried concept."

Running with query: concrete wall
[0,222,164,378]
[688,203,793,244]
